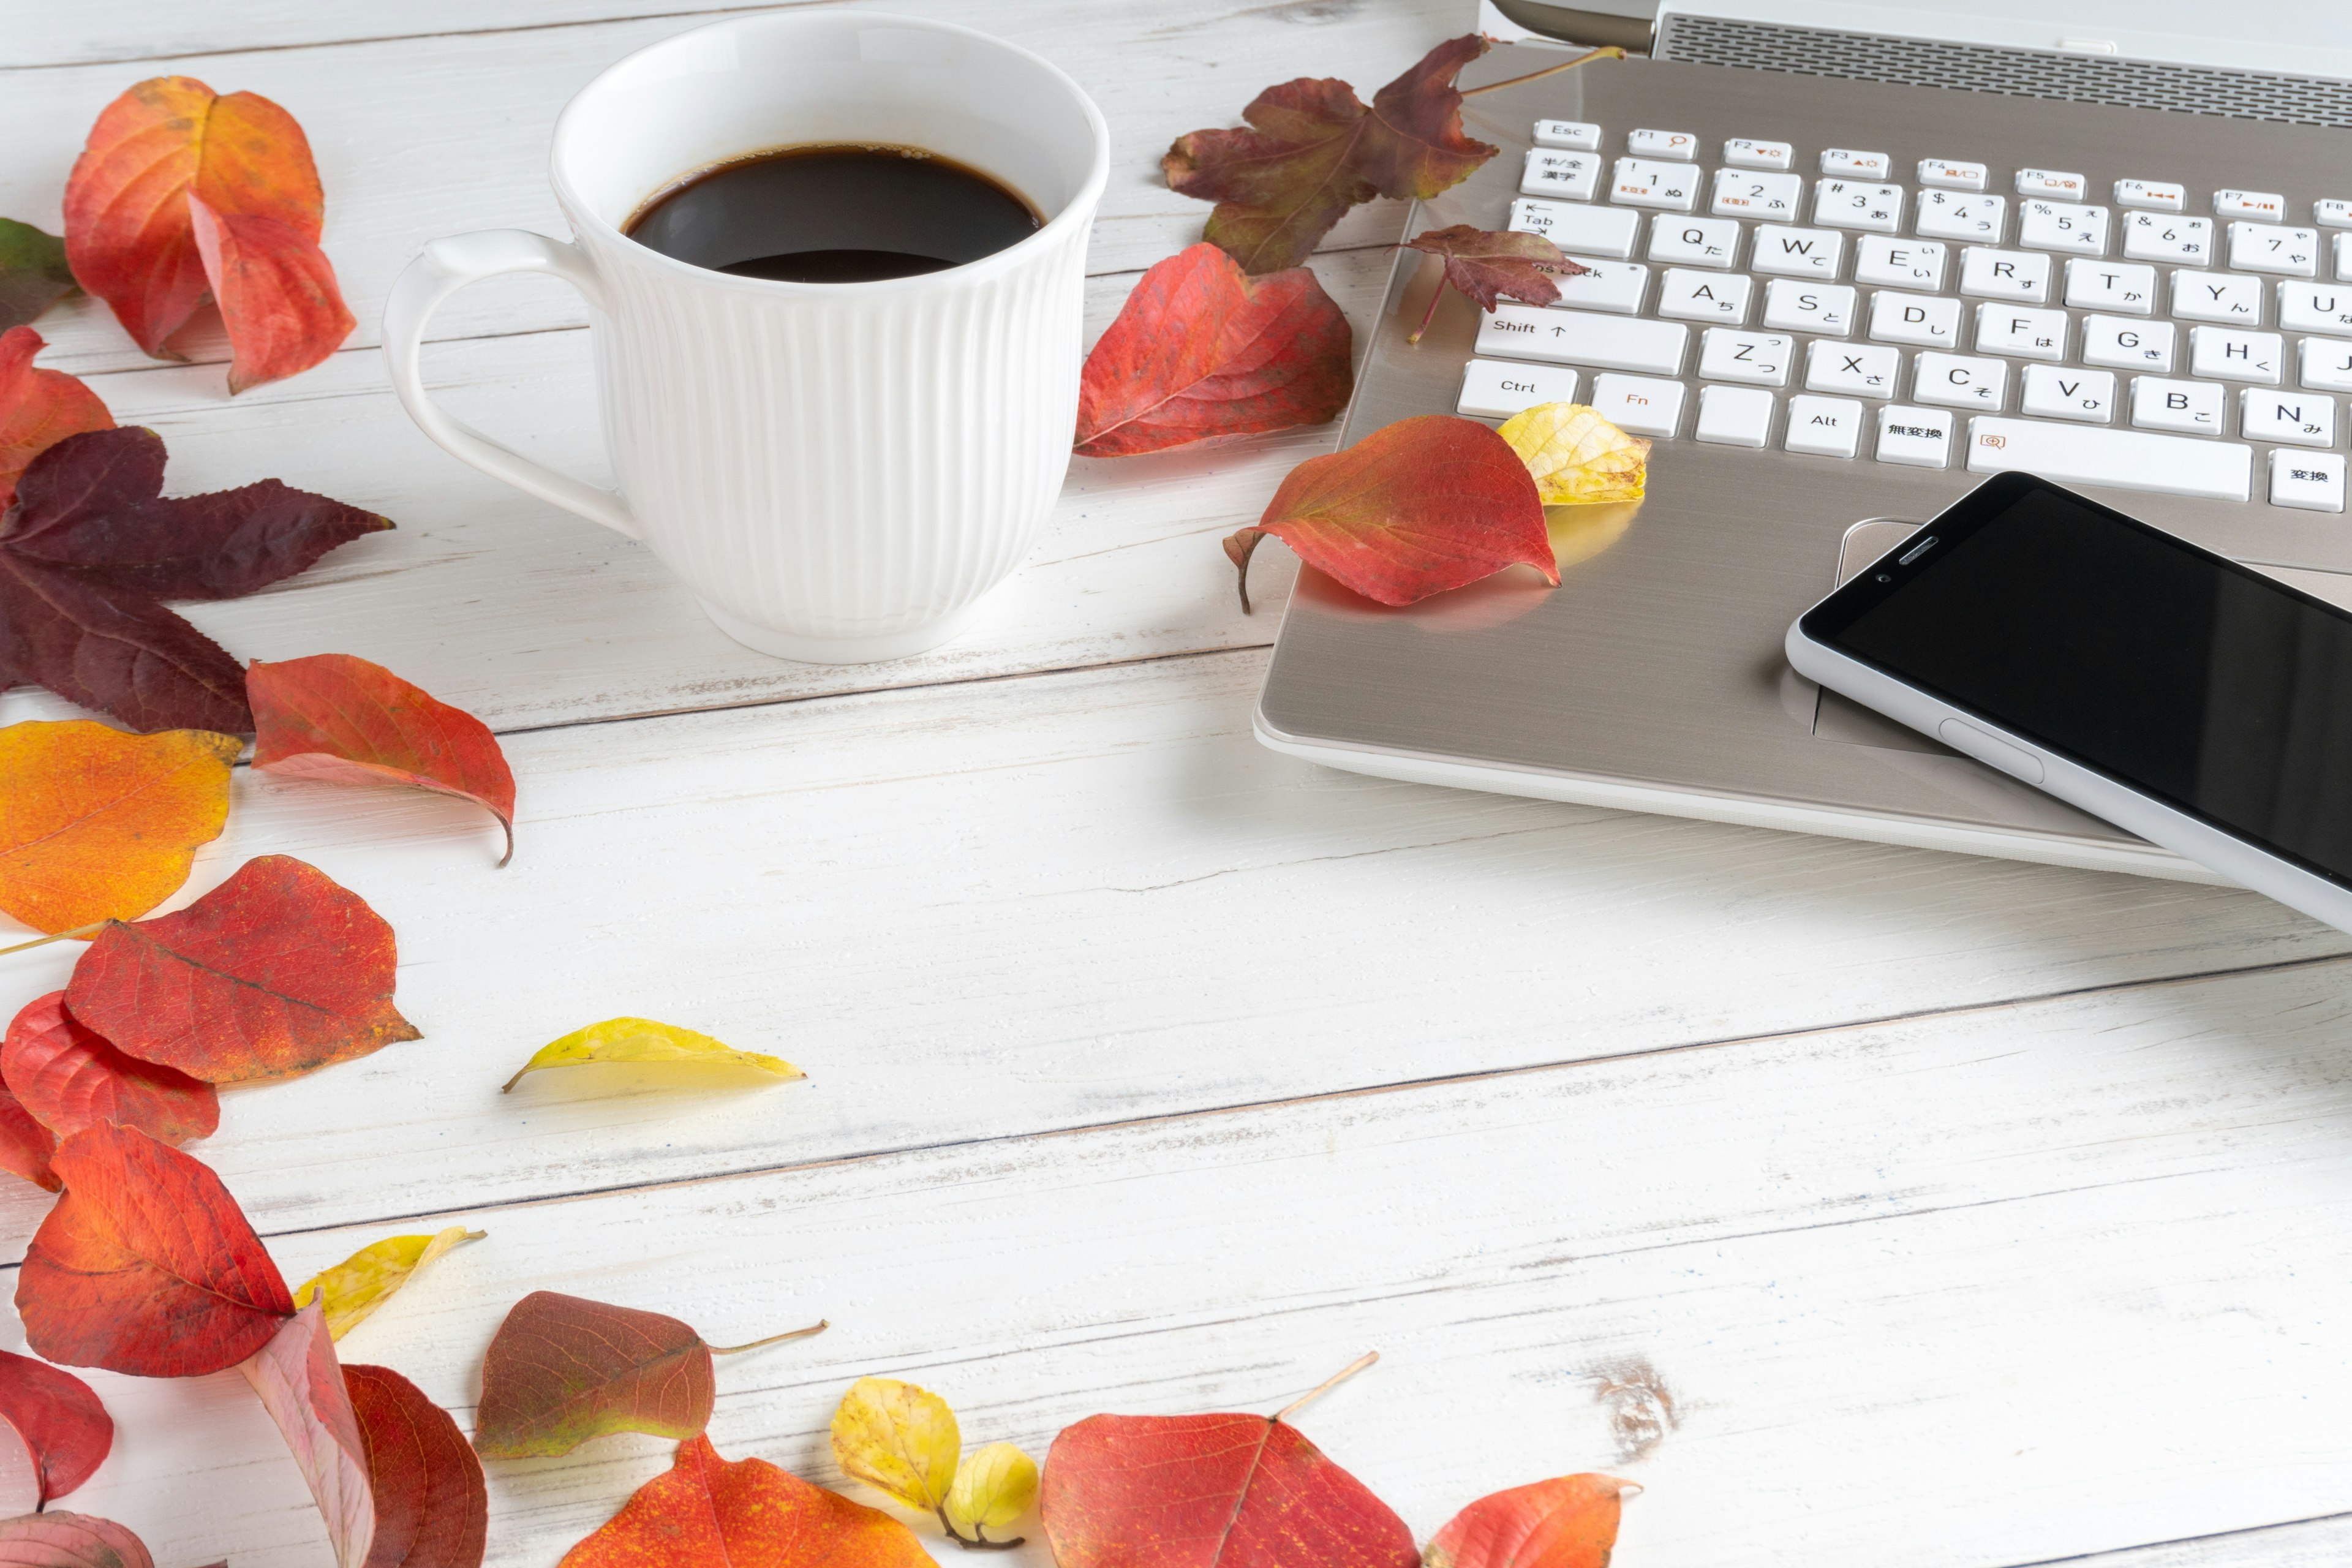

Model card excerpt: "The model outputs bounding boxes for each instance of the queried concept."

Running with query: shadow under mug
[383,12,1109,663]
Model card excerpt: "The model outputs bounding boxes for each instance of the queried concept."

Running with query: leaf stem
[1460,45,1627,96]
[0,922,105,958]
[936,1505,1024,1551]
[706,1319,829,1355]
[1408,278,1450,345]
[1275,1350,1379,1423]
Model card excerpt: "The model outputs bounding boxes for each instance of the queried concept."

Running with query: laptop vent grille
[1654,14,2352,130]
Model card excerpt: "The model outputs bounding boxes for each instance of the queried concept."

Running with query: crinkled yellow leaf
[1496,402,1649,505]
[832,1376,961,1514]
[500,1017,802,1093]
[290,1226,483,1340]
[945,1441,1038,1539]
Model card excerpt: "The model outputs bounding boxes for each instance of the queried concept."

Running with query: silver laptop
[1254,0,2352,881]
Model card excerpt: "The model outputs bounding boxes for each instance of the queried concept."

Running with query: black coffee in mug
[624,144,1042,284]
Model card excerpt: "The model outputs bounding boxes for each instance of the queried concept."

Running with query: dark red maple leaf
[0,424,390,733]
[1399,225,1583,341]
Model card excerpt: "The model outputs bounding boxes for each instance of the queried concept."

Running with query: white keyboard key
[1786,394,1864,457]
[1589,372,1685,435]
[2081,315,2175,372]
[1521,149,1600,201]
[2230,221,2320,277]
[2132,377,2227,434]
[2018,199,2109,255]
[1918,159,1987,192]
[2016,168,2088,199]
[2242,389,2335,447]
[1967,416,2251,500]
[1545,257,1648,314]
[1648,215,1741,269]
[1699,327,1793,386]
[1855,235,1947,290]
[2190,326,2285,384]
[1457,360,1580,420]
[1821,149,1890,178]
[1532,119,1601,151]
[2021,364,2117,423]
[1510,198,1640,259]
[1915,189,2005,243]
[2122,211,2214,264]
[2302,336,2352,392]
[1814,179,1903,233]
[2171,269,2263,324]
[1610,157,1698,211]
[2318,200,2352,229]
[1710,167,1803,221]
[1876,405,1953,468]
[1626,129,1697,160]
[1973,303,2067,361]
[1915,350,2007,410]
[1806,341,1901,398]
[2281,281,2352,337]
[1723,138,1792,170]
[1868,290,1961,348]
[2115,179,2184,212]
[1959,247,2049,302]
[2215,189,2287,221]
[1762,278,1856,336]
[1656,268,1752,323]
[1695,383,1776,447]
[2272,450,2347,512]
[1752,224,1843,278]
[1475,303,1687,374]
[2062,258,2157,314]
[2339,233,2352,282]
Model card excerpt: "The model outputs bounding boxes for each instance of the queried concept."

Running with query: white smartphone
[1785,470,2352,935]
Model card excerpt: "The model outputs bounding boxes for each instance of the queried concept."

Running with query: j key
[1959,247,2050,303]
[1611,157,1698,211]
[2114,179,2184,211]
[1510,198,1641,259]
[1656,269,1753,323]
[1724,138,1792,170]
[2063,259,2157,314]
[2018,200,2109,255]
[2215,189,2287,221]
[1855,235,1947,290]
[2171,270,2263,324]
[2301,337,2352,392]
[1711,167,1803,221]
[1626,129,1698,160]
[1918,159,1988,191]
[1916,190,2005,243]
[1532,119,1602,151]
[1521,149,1600,201]
[1805,341,1901,397]
[2189,325,2285,384]
[2081,315,2174,372]
[1973,304,2067,361]
[2015,168,2088,198]
[1915,350,2008,410]
[1752,224,1844,278]
[1814,179,1903,233]
[1967,417,2252,501]
[2122,211,2212,263]
[1474,304,1689,375]
[2230,221,2319,277]
[2021,365,2117,423]
[2279,282,2352,337]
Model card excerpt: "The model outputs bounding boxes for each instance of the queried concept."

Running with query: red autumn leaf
[0,1086,58,1192]
[1164,36,1497,274]
[64,853,419,1085]
[558,1433,933,1568]
[240,1305,373,1568]
[1223,414,1553,611]
[0,1512,154,1567]
[0,326,112,513]
[1422,1474,1637,1568]
[64,77,353,391]
[346,1363,488,1568]
[4,992,219,1145]
[1398,226,1581,342]
[249,655,518,867]
[472,1291,717,1458]
[1042,1412,1417,1568]
[1074,243,1352,456]
[0,1348,113,1507]
[0,222,79,337]
[17,1122,293,1378]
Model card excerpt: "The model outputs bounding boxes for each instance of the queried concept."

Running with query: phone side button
[1937,718,2048,783]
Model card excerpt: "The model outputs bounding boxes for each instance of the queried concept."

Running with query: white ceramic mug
[383,12,1108,663]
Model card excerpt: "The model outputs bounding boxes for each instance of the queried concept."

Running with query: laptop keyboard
[1461,123,2352,514]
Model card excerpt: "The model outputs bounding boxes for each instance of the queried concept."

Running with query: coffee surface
[625,145,1041,283]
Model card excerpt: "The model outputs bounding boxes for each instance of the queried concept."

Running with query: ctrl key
[2272,450,2347,513]
[1458,359,1579,420]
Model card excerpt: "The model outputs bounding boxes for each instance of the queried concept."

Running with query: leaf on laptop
[0,223,79,336]
[0,326,113,511]
[1223,414,1553,612]
[1423,1473,1640,1568]
[1074,243,1352,456]
[1498,402,1649,505]
[559,1434,933,1568]
[292,1226,485,1341]
[1398,226,1580,343]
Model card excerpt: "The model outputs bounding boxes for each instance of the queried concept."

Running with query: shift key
[1964,416,2251,501]
[1474,305,1688,375]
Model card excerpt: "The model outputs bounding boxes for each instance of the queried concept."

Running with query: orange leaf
[559,1433,934,1568]
[0,326,112,512]
[4,992,219,1145]
[1422,1474,1637,1568]
[346,1363,488,1568]
[241,1305,374,1568]
[187,197,356,396]
[0,719,239,934]
[249,655,517,867]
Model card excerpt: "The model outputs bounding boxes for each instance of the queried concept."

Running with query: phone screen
[1801,472,2352,886]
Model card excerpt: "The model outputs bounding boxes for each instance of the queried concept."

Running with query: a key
[2280,281,2352,337]
[1475,304,1688,375]
[1589,372,1686,435]
[2122,211,2212,263]
[1752,224,1844,277]
[1724,138,1793,170]
[2242,389,2335,447]
[1973,304,2067,361]
[1626,129,1698,160]
[1967,417,2251,500]
[1916,190,2005,242]
[1959,247,2050,302]
[2063,259,2157,314]
[1785,394,1865,457]
[1545,257,1649,314]
[2318,200,2352,230]
[2190,325,2285,384]
[1814,178,1902,233]
[1647,216,1741,269]
[2021,364,2117,423]
[1710,167,1803,221]
[2131,377,2227,434]
[2114,179,2184,211]
[1611,157,1698,211]
[1521,149,1600,201]
[2015,168,2088,198]
[2018,199,2109,254]
[1877,405,1954,467]
[1695,384,1776,447]
[2271,451,2347,513]
[1855,234,1946,290]
[1656,268,1752,323]
[1868,291,1961,347]
[1699,328,1793,386]
[1915,350,2008,410]
[1510,198,1641,259]
[2229,221,2319,277]
[1457,360,1580,420]
[2301,337,2352,392]
[1805,341,1901,397]
[1762,279,1856,336]
[1821,149,1891,178]
[2171,269,2263,324]
[1918,159,1988,192]
[2215,189,2287,221]
[1532,119,1602,151]
[2081,315,2175,372]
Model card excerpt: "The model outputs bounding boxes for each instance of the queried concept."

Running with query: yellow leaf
[290,1226,484,1340]
[501,1017,803,1093]
[944,1441,1038,1540]
[1496,402,1649,505]
[831,1376,960,1515]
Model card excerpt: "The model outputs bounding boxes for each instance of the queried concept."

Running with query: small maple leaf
[1399,225,1584,342]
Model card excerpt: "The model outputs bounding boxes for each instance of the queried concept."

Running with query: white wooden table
[5,4,2351,1565]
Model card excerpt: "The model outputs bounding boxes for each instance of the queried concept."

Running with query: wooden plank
[2049,1518,2352,1568]
[0,651,2337,1245]
[44,951,2352,1566]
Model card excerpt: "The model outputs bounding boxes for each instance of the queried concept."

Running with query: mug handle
[382,230,641,540]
